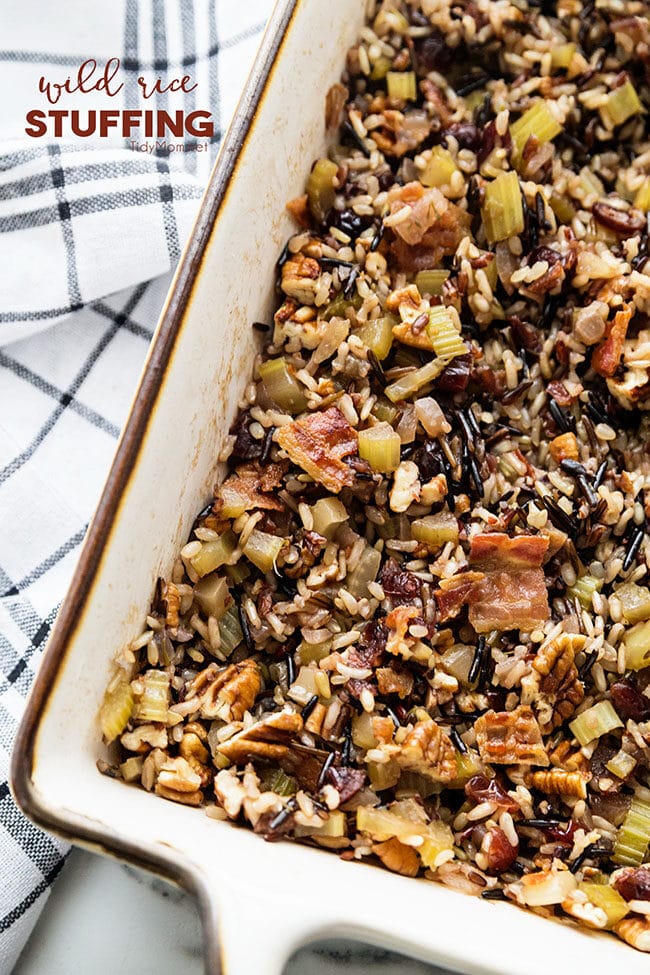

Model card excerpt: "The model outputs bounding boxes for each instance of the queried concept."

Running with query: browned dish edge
[9,1,300,971]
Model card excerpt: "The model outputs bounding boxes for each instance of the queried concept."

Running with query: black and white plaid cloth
[0,2,272,969]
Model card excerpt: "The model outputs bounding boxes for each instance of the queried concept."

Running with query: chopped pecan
[526,768,590,799]
[615,916,650,952]
[280,254,321,304]
[372,715,396,744]
[121,724,168,753]
[523,633,586,733]
[276,407,358,493]
[389,461,421,512]
[474,705,549,767]
[218,710,303,764]
[156,756,202,793]
[385,605,426,661]
[187,660,261,722]
[372,837,420,877]
[562,888,609,930]
[155,783,204,806]
[179,731,212,789]
[383,718,456,781]
[592,305,632,378]
[162,581,180,628]
[548,739,589,773]
[549,432,579,463]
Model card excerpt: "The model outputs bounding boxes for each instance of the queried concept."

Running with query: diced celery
[217,481,249,519]
[264,768,297,796]
[356,317,395,360]
[450,749,482,787]
[372,397,400,425]
[298,638,332,664]
[194,573,231,620]
[551,43,576,70]
[295,810,347,838]
[397,771,440,798]
[624,619,650,671]
[569,700,623,746]
[323,291,362,319]
[420,146,459,189]
[481,171,525,243]
[613,797,650,866]
[119,756,144,783]
[601,80,643,127]
[190,530,238,578]
[259,357,307,414]
[616,582,650,625]
[550,192,576,225]
[385,357,449,402]
[310,497,349,538]
[635,178,650,213]
[606,749,636,780]
[510,101,562,161]
[426,307,467,359]
[346,545,382,597]
[566,573,602,609]
[242,529,285,573]
[412,513,459,549]
[415,269,449,296]
[100,677,134,742]
[358,422,401,473]
[386,71,417,101]
[578,883,629,927]
[224,562,250,585]
[367,761,401,791]
[218,604,244,656]
[307,158,339,222]
[352,711,377,749]
[417,820,455,868]
[137,669,170,723]
[371,55,392,81]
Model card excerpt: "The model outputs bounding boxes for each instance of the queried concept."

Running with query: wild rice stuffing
[100,0,650,950]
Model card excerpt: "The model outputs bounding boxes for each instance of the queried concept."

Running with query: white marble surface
[14,848,453,975]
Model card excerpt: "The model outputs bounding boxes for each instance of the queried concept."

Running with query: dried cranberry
[613,866,650,902]
[230,410,263,461]
[611,679,650,722]
[348,620,387,668]
[445,122,481,151]
[380,558,422,607]
[546,819,577,845]
[327,766,366,804]
[436,353,471,392]
[414,32,452,75]
[483,826,519,874]
[465,775,519,812]
[509,316,541,353]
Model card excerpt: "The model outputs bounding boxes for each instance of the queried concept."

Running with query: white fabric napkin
[0,2,273,970]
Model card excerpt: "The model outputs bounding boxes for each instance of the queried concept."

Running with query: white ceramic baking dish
[11,2,649,972]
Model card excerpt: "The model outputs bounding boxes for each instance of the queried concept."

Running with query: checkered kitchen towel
[0,1,273,969]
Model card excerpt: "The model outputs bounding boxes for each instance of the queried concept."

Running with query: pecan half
[526,768,590,799]
[218,710,303,764]
[475,705,549,767]
[280,254,321,304]
[523,633,586,733]
[382,718,457,781]
[187,660,261,722]
[615,916,650,952]
[372,837,420,877]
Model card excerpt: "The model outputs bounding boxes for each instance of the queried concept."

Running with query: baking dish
[11,1,650,972]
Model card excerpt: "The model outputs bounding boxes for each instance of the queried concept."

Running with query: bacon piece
[475,705,549,767]
[215,462,285,514]
[435,571,485,622]
[276,407,358,494]
[592,306,632,378]
[468,533,549,633]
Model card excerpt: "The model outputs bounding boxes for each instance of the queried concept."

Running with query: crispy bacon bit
[380,558,422,607]
[468,533,550,633]
[385,605,420,659]
[215,462,285,515]
[475,705,549,767]
[387,182,470,271]
[276,407,358,493]
[592,306,632,378]
[547,380,577,406]
[435,571,485,622]
[376,666,414,699]
[327,766,366,803]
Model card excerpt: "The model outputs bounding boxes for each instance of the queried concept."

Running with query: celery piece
[578,883,629,928]
[415,269,449,296]
[481,170,525,243]
[386,71,417,102]
[258,357,307,414]
[295,810,347,838]
[602,80,643,127]
[371,55,392,81]
[412,512,459,549]
[450,749,482,787]
[242,529,285,573]
[137,669,170,723]
[356,317,394,360]
[624,619,650,671]
[307,158,339,223]
[367,761,401,791]
[346,545,382,597]
[224,562,250,585]
[358,422,401,473]
[635,178,650,213]
[310,496,348,538]
[100,678,134,742]
[218,604,243,656]
[417,821,455,868]
[510,101,562,161]
[550,192,576,225]
[291,665,320,698]
[385,357,449,402]
[190,530,238,578]
[352,711,377,749]
[420,146,458,189]
[119,756,144,783]
[217,481,250,519]
[566,573,602,609]
[323,291,362,319]
[372,397,400,425]
[194,573,231,620]
[616,582,650,625]
[264,768,297,797]
[299,638,332,664]
[606,749,637,780]
[426,306,467,359]
[569,700,623,746]
[613,797,650,867]
[551,43,576,70]
[397,771,441,798]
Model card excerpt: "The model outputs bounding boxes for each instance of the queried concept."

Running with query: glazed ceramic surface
[11,2,650,973]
